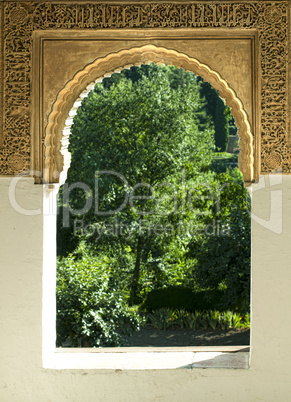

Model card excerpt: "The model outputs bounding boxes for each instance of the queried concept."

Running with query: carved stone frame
[0,1,290,180]
[32,28,259,186]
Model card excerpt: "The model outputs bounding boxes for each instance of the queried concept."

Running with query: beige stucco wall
[0,175,291,401]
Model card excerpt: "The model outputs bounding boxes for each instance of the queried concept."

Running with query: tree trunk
[129,236,142,306]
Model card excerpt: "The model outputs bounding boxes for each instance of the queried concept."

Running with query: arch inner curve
[44,44,254,186]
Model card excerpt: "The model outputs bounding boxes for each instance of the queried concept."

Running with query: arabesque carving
[45,45,254,186]
[0,1,289,177]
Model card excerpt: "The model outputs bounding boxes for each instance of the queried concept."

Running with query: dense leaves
[198,79,230,152]
[214,98,229,152]
[56,64,251,346]
[58,64,215,302]
[56,244,141,347]
[186,170,251,311]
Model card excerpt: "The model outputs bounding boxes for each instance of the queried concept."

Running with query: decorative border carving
[0,3,4,150]
[0,1,289,176]
[44,45,254,185]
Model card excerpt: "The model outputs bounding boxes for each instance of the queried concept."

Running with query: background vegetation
[56,64,250,347]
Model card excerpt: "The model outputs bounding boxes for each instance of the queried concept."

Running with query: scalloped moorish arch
[44,44,254,186]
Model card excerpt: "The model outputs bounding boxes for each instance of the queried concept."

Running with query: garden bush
[210,153,238,174]
[56,245,141,347]
[146,308,250,331]
[142,286,229,312]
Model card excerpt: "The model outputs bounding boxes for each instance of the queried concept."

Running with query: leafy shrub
[148,308,175,330]
[218,311,233,331]
[145,309,250,331]
[232,312,243,328]
[184,312,199,329]
[174,310,188,329]
[207,310,220,330]
[241,312,250,328]
[143,286,228,312]
[186,172,251,314]
[144,286,193,311]
[210,153,238,174]
[56,245,141,347]
[197,313,208,329]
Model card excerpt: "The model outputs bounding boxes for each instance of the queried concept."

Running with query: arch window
[35,35,257,369]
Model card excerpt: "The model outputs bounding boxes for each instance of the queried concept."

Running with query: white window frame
[42,185,250,370]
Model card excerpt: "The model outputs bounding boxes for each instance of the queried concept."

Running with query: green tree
[214,97,229,152]
[198,79,229,152]
[58,64,215,304]
[186,170,250,311]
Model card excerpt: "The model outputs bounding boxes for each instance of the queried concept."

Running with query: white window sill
[43,346,249,370]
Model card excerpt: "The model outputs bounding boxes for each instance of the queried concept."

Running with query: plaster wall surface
[1,175,291,401]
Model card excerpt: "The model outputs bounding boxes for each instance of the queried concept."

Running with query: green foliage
[218,311,233,331]
[143,286,229,312]
[184,312,199,329]
[143,286,192,311]
[211,152,238,174]
[145,308,250,331]
[186,172,251,312]
[56,245,141,347]
[229,125,238,136]
[148,308,174,330]
[232,312,243,328]
[198,78,230,152]
[207,310,220,330]
[59,64,214,236]
[198,79,218,119]
[56,206,79,257]
[241,312,250,328]
[68,64,213,193]
[198,313,208,329]
[214,97,229,152]
[58,63,215,303]
[174,309,188,329]
[56,64,250,344]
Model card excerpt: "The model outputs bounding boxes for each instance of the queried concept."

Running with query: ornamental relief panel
[0,1,289,177]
